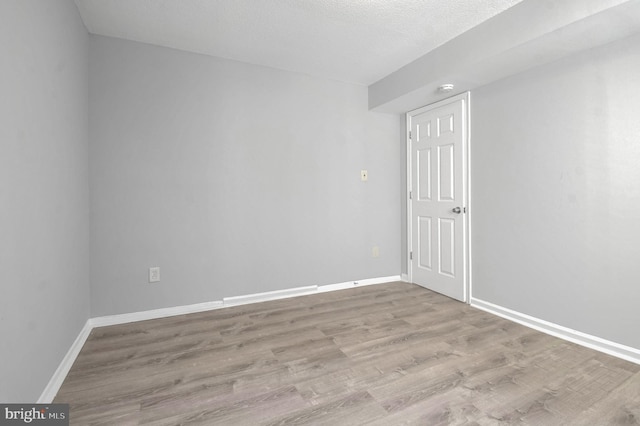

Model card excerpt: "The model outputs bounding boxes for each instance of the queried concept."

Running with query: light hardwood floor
[55,282,640,425]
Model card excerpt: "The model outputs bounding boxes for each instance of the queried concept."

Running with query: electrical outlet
[360,170,368,181]
[372,246,380,258]
[149,267,160,283]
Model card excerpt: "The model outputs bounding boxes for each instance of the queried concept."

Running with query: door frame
[406,91,472,303]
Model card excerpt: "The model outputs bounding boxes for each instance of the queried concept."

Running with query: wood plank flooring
[54,282,640,425]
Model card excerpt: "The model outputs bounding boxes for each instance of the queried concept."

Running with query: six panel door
[409,95,467,301]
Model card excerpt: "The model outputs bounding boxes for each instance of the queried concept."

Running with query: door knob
[452,207,462,214]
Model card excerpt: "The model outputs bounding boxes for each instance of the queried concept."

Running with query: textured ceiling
[74,0,523,86]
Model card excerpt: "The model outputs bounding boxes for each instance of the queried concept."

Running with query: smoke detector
[438,84,455,93]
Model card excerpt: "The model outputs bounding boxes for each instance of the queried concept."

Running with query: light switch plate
[149,267,160,283]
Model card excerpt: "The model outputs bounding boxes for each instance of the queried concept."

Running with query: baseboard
[90,300,225,328]
[360,275,402,286]
[317,275,402,293]
[471,297,640,365]
[223,285,318,305]
[38,319,93,403]
[92,276,402,327]
[401,273,409,282]
[39,275,401,402]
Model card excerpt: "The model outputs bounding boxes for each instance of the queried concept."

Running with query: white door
[408,93,468,302]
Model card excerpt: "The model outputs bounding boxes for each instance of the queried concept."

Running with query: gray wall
[472,33,640,349]
[89,36,400,316]
[0,0,90,402]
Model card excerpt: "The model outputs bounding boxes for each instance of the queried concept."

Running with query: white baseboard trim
[360,275,402,286]
[91,276,403,327]
[401,273,410,282]
[90,300,225,328]
[471,297,640,365]
[38,319,93,403]
[223,285,318,306]
[317,275,401,293]
[39,275,402,402]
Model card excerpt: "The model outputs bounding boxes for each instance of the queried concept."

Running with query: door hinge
[409,251,413,260]
[409,191,412,200]
[409,130,412,140]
